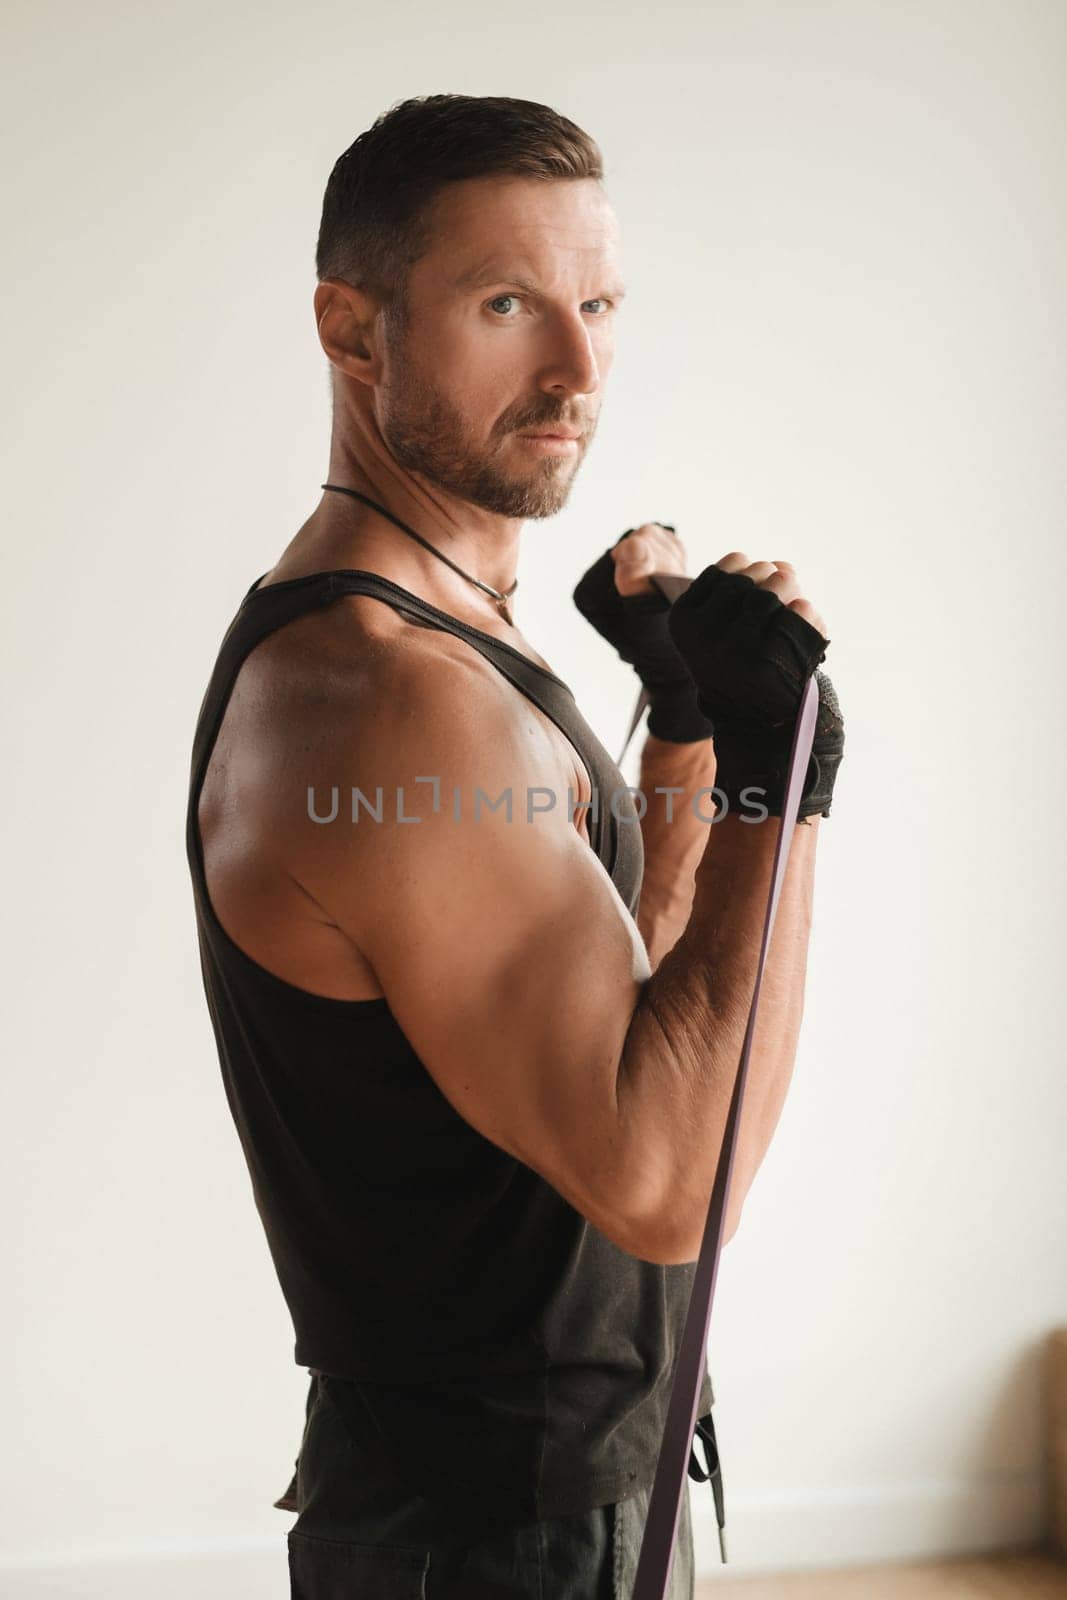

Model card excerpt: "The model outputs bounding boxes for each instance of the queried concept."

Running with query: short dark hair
[315,94,605,312]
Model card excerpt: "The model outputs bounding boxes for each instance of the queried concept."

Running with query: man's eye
[485,295,615,317]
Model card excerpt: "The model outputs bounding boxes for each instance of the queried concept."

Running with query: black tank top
[185,568,713,1528]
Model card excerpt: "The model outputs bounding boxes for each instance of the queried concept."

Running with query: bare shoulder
[197,590,555,1003]
[198,592,515,865]
[221,588,511,749]
[248,596,576,873]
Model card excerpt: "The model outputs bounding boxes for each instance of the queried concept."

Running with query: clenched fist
[572,523,714,744]
[607,521,692,597]
[666,553,845,820]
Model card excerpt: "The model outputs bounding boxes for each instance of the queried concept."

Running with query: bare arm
[634,730,817,1245]
[286,627,820,1267]
[626,794,819,1252]
[635,732,717,971]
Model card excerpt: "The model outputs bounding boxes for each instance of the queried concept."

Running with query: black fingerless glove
[572,527,715,744]
[666,563,846,820]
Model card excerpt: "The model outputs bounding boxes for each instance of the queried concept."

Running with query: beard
[377,323,593,520]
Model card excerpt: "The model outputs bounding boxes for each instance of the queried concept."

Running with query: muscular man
[185,93,842,1599]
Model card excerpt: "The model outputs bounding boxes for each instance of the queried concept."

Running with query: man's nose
[537,312,601,396]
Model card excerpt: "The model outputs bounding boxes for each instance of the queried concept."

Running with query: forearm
[718,824,815,1239]
[635,731,718,971]
[619,806,820,1260]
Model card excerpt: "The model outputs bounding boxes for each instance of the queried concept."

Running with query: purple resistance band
[615,571,821,1594]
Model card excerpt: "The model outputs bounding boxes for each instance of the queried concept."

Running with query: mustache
[509,412,594,434]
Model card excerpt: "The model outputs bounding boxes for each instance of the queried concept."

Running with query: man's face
[375,175,625,519]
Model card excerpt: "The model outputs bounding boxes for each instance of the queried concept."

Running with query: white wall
[3,0,1065,1592]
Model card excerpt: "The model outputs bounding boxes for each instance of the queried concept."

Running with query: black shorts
[281,1372,695,1599]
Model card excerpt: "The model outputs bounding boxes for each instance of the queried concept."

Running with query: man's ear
[313,278,385,387]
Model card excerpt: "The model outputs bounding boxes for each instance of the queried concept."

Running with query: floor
[693,1549,1067,1598]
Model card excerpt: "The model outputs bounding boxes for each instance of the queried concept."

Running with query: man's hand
[710,553,828,634]
[609,521,691,596]
[667,551,845,820]
[572,523,714,744]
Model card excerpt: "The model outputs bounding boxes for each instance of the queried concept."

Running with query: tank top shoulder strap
[316,569,578,702]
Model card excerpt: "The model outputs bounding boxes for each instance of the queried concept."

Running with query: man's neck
[321,441,523,600]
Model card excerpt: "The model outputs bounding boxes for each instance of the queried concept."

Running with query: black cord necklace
[320,483,519,626]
